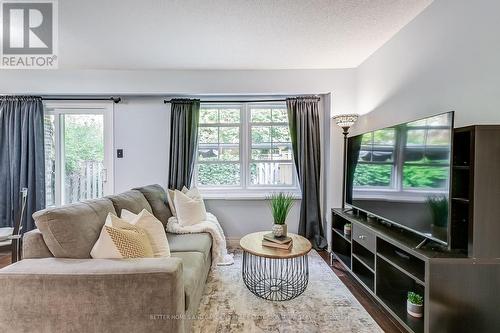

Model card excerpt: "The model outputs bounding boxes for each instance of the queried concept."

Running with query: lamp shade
[333,114,359,129]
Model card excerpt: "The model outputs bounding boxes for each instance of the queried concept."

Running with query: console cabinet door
[352,223,376,253]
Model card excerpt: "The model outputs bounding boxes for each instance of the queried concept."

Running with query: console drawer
[352,223,376,253]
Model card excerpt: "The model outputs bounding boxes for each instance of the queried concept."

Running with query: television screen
[346,112,454,244]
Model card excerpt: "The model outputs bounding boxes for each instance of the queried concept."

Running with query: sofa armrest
[22,229,53,258]
[0,257,185,333]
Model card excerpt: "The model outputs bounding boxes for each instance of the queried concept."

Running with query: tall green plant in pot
[267,193,295,237]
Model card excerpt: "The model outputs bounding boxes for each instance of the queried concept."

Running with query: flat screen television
[346,112,454,245]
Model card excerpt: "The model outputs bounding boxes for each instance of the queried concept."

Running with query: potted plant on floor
[407,292,424,318]
[268,192,295,238]
[344,223,352,237]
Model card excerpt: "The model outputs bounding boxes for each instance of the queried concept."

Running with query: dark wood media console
[331,125,500,333]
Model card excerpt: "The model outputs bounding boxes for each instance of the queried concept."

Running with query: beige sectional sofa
[0,184,212,333]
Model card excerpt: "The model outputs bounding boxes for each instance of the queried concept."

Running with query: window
[197,105,241,186]
[249,106,294,186]
[44,102,114,206]
[195,103,298,196]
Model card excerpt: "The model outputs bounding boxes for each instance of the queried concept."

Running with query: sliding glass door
[44,102,114,206]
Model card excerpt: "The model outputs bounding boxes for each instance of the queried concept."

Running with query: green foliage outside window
[64,115,103,173]
[197,164,240,186]
[251,108,272,122]
[200,108,239,124]
[252,126,270,143]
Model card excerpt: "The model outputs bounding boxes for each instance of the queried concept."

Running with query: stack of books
[262,233,293,250]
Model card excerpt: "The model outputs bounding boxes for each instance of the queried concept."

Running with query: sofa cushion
[133,184,172,226]
[22,229,54,259]
[33,198,116,258]
[171,251,209,311]
[167,233,212,263]
[106,190,152,216]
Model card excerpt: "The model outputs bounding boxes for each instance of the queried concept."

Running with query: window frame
[194,102,300,199]
[43,101,114,207]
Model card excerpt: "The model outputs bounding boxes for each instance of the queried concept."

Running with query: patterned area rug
[193,250,383,333]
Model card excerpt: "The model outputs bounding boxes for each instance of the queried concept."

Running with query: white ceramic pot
[407,300,423,318]
[272,224,287,237]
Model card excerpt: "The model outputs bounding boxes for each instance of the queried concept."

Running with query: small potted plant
[344,223,352,237]
[407,292,424,318]
[268,192,295,237]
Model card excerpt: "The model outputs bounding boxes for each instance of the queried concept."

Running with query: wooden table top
[239,231,312,259]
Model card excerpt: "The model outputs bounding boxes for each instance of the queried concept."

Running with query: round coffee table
[240,231,312,301]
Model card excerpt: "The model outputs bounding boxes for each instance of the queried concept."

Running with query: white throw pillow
[173,189,207,226]
[182,186,202,199]
[90,213,154,259]
[120,209,171,257]
[167,186,203,217]
[167,189,177,216]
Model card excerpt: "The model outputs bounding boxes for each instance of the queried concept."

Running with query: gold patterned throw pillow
[104,225,153,258]
[91,213,154,259]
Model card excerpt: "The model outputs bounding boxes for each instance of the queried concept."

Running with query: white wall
[0,69,356,116]
[113,97,170,193]
[354,0,500,134]
[205,199,301,240]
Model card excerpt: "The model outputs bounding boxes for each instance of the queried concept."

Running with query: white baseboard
[226,237,241,248]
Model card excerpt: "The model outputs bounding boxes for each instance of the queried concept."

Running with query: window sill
[200,190,302,200]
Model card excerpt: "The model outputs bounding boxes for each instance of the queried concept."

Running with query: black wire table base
[242,251,309,301]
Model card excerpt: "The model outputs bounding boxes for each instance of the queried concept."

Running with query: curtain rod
[42,97,121,103]
[163,99,287,104]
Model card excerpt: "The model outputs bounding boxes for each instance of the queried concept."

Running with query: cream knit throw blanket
[166,213,234,266]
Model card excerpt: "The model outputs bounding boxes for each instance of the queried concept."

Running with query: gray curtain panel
[287,97,327,250]
[168,99,200,190]
[0,96,45,231]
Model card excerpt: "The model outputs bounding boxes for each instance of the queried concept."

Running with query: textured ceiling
[59,0,433,70]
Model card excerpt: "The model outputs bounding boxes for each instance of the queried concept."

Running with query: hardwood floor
[0,250,405,332]
[318,250,407,333]
[0,251,11,268]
